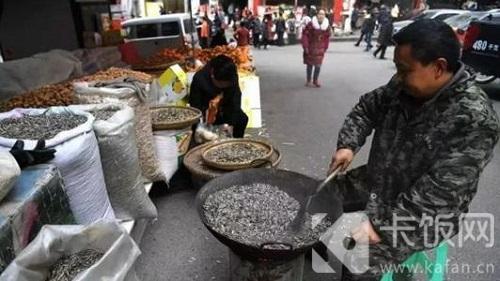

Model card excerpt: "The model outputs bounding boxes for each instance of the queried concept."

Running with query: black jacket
[189,64,242,125]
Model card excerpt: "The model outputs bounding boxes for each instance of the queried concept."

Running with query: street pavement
[135,42,500,281]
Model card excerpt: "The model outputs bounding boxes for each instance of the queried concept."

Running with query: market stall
[0,37,269,277]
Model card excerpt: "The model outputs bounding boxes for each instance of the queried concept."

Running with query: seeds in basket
[204,143,269,164]
[46,249,104,281]
[0,114,87,140]
[203,183,332,248]
[151,107,199,124]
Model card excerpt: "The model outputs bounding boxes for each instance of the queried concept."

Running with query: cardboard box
[158,64,188,105]
[239,74,262,128]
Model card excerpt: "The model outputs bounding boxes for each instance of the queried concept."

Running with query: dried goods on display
[0,108,115,224]
[74,67,152,83]
[74,79,166,182]
[1,68,152,112]
[137,46,253,72]
[69,103,158,220]
[203,183,332,249]
[151,106,201,130]
[0,113,87,140]
[152,107,199,123]
[204,143,269,164]
[133,48,185,69]
[89,109,119,121]
[45,249,104,281]
[1,82,74,111]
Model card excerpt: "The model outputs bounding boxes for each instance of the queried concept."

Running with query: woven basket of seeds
[183,142,282,182]
[151,105,202,131]
[201,139,274,171]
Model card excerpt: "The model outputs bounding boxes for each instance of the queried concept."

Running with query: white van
[122,13,198,59]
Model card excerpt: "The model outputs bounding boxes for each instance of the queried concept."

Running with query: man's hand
[328,148,354,174]
[351,220,381,245]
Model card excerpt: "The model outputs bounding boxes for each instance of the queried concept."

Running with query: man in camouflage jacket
[327,19,500,280]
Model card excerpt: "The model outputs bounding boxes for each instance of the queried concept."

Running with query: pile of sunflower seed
[151,107,198,124]
[46,249,104,281]
[0,113,87,140]
[203,183,332,248]
[89,109,118,121]
[205,143,269,164]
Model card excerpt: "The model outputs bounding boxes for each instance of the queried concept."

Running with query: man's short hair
[210,55,237,82]
[393,19,461,72]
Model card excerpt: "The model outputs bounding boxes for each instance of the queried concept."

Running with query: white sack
[70,103,158,220]
[0,107,115,224]
[0,220,141,281]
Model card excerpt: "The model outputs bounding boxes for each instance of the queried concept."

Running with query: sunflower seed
[205,143,269,164]
[89,109,118,121]
[203,183,331,249]
[152,107,198,123]
[0,113,87,140]
[46,249,104,281]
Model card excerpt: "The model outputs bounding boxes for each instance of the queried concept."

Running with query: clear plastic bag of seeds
[0,220,141,281]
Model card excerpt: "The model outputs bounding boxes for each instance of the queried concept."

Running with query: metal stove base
[229,251,305,281]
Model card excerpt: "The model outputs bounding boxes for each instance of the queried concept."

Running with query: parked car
[444,10,500,43]
[393,9,468,34]
[121,13,198,60]
[462,15,500,84]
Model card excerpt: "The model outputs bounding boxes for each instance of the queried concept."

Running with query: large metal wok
[196,168,343,261]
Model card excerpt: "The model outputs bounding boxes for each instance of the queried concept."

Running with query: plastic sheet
[0,165,75,273]
[0,50,82,102]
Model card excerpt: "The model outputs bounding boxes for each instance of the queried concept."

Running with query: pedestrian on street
[350,7,360,32]
[297,7,311,40]
[189,55,249,138]
[301,9,331,87]
[200,16,211,49]
[234,21,250,48]
[327,19,499,281]
[251,16,263,49]
[286,13,298,44]
[373,11,393,59]
[355,12,375,50]
[210,11,227,47]
[262,15,275,49]
[228,3,235,26]
[275,13,287,46]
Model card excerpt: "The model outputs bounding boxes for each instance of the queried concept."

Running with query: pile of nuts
[1,67,152,112]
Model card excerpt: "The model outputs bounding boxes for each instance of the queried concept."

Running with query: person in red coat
[302,9,331,87]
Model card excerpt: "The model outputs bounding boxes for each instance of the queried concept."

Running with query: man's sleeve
[336,85,390,153]
[369,125,499,252]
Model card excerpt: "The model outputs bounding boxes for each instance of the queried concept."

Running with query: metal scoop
[288,167,341,233]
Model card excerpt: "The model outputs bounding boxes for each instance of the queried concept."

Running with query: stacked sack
[69,103,157,220]
[0,107,114,224]
[73,78,165,183]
